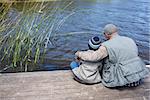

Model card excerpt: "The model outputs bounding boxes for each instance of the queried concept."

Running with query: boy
[70,36,103,84]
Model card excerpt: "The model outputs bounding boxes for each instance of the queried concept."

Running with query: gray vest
[102,35,149,87]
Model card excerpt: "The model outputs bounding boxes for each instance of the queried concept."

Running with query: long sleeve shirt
[75,45,108,62]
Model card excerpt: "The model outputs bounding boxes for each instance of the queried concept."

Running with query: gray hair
[103,24,118,35]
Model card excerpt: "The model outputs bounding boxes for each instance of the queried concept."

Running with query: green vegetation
[0,0,58,3]
[0,1,74,72]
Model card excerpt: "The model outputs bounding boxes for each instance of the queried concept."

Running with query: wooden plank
[0,68,150,100]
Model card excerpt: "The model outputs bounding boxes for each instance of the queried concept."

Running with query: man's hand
[75,56,81,61]
[75,51,81,61]
[75,51,80,57]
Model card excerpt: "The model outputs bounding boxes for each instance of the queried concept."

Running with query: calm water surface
[2,0,150,72]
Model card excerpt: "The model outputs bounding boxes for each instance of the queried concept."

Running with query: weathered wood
[0,69,150,100]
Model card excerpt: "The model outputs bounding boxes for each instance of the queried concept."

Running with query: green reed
[0,1,75,72]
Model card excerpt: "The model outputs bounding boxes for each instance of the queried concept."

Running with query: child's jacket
[72,60,102,84]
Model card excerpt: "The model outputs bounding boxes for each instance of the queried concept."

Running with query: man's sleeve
[76,46,108,62]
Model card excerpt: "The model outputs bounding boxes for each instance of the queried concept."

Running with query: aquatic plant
[0,1,75,72]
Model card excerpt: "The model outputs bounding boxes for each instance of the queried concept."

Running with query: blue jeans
[70,61,79,69]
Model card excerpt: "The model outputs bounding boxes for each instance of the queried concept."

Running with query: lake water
[1,0,150,72]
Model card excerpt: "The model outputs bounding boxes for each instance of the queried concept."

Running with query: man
[74,24,149,87]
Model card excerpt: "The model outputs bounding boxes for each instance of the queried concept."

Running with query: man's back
[102,35,149,87]
[102,35,138,63]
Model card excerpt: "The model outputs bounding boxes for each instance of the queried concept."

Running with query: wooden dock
[0,70,150,100]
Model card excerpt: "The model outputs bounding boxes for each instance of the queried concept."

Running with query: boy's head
[88,36,101,51]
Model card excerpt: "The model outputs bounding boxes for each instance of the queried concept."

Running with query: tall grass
[0,0,75,72]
